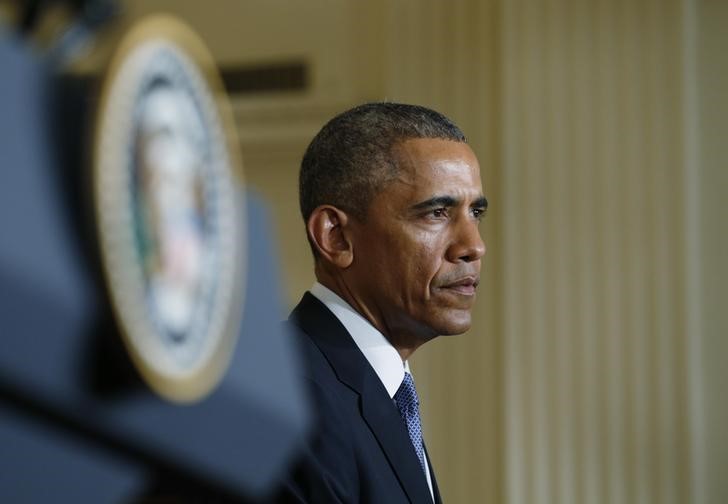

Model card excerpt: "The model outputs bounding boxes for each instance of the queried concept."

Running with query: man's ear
[306,206,354,268]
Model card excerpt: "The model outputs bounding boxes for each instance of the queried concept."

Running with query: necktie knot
[394,371,420,412]
[393,372,427,476]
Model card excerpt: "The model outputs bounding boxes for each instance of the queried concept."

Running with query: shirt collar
[310,282,408,398]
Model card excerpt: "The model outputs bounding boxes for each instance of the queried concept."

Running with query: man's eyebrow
[410,196,459,211]
[410,195,488,211]
[473,196,488,209]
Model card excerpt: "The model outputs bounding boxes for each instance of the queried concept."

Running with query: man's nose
[446,219,486,263]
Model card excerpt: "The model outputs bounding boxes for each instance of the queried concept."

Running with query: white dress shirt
[310,282,434,501]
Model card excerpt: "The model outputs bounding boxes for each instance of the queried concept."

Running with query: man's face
[347,138,486,342]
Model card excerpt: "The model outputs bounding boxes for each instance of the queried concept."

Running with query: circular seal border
[92,15,246,403]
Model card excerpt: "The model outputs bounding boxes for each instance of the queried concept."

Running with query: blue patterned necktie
[393,372,427,475]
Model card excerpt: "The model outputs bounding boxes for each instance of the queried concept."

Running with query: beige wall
[86,1,727,502]
[693,0,728,502]
[500,1,691,502]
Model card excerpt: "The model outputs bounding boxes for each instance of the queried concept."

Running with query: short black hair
[299,102,467,222]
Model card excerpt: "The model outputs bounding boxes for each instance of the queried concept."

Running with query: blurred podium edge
[0,31,310,502]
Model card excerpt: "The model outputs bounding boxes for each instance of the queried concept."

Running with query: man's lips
[438,276,480,296]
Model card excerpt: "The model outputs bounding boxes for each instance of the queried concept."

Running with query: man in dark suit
[278,103,487,503]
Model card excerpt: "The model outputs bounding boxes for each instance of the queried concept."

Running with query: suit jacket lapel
[291,293,434,504]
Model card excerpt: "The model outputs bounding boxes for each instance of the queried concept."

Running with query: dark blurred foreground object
[14,0,119,65]
[0,17,309,504]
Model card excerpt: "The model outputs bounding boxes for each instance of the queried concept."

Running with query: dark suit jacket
[276,293,442,503]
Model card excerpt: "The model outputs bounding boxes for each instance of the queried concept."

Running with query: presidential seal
[93,15,245,402]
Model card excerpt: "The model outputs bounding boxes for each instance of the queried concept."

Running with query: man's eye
[432,208,446,218]
[472,208,486,220]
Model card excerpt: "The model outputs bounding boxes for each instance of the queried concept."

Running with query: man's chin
[437,326,471,336]
[429,312,473,336]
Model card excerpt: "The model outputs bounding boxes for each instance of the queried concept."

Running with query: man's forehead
[392,139,483,193]
[395,136,479,166]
